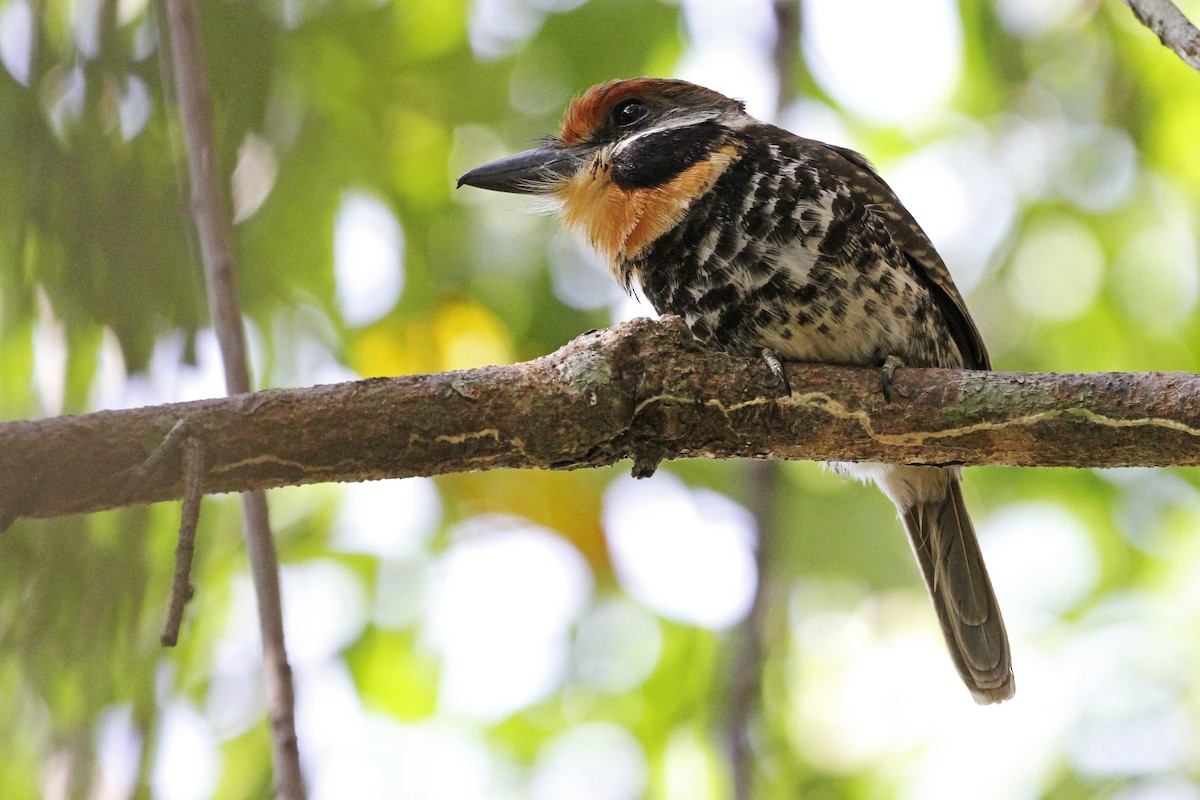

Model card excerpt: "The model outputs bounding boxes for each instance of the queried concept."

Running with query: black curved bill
[457,145,588,195]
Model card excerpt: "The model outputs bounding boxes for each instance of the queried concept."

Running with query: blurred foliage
[4,0,1200,798]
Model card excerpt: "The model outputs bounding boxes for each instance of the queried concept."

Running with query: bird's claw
[880,354,907,402]
[761,348,791,396]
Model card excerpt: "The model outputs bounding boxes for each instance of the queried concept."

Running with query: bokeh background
[4,0,1200,797]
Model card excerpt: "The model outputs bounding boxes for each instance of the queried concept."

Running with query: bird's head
[458,78,750,268]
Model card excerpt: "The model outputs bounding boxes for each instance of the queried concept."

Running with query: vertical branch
[161,1,249,393]
[159,1,306,797]
[727,461,782,800]
[772,0,801,103]
[725,5,803,799]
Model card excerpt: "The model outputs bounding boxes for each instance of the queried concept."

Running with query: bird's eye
[612,99,649,128]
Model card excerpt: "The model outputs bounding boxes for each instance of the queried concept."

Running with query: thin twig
[162,436,204,647]
[159,0,305,796]
[1125,0,1200,72]
[121,418,191,502]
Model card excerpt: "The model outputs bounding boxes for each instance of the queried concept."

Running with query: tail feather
[887,468,1014,703]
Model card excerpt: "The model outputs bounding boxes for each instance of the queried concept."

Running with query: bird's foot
[880,354,907,402]
[761,348,791,396]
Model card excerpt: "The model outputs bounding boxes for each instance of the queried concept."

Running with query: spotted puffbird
[458,78,1013,704]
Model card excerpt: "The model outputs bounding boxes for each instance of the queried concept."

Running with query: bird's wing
[818,143,991,371]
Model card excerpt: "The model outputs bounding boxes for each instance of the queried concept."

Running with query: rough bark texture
[3,316,1200,527]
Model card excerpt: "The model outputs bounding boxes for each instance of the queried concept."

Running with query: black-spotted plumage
[458,78,1013,704]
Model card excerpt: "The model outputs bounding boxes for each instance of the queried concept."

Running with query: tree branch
[161,434,203,647]
[2,316,1199,525]
[1125,0,1200,72]
[160,0,303,795]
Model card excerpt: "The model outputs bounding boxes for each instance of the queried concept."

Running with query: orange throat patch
[557,144,739,286]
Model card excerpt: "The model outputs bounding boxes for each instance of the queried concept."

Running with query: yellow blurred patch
[351,320,438,377]
[394,0,466,60]
[438,470,612,574]
[432,300,513,371]
[1151,99,1200,192]
[352,629,439,721]
[349,300,513,377]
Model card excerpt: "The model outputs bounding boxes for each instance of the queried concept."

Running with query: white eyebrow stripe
[610,110,723,156]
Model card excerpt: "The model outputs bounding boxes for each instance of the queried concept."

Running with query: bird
[457,77,1013,704]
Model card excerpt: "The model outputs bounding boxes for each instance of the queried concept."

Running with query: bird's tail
[878,466,1014,704]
